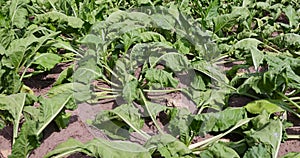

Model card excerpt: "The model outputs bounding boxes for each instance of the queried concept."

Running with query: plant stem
[287,135,300,139]
[276,91,300,110]
[95,85,121,92]
[94,95,120,100]
[189,118,252,150]
[115,111,151,140]
[139,89,164,134]
[94,91,119,96]
[263,44,282,54]
[143,88,182,93]
[102,64,122,82]
[288,96,300,101]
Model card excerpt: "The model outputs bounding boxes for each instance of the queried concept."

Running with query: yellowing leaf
[245,100,284,114]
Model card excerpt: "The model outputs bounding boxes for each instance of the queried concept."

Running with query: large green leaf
[0,93,26,144]
[245,100,284,115]
[243,144,272,158]
[245,119,282,158]
[145,68,179,88]
[199,143,240,158]
[73,55,103,84]
[9,120,39,158]
[144,134,193,158]
[37,93,73,135]
[283,5,298,27]
[9,0,29,28]
[32,53,62,71]
[93,103,147,139]
[122,80,139,103]
[45,138,151,158]
[34,11,84,28]
[234,38,263,71]
[192,107,247,134]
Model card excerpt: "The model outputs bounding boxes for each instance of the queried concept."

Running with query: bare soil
[0,62,299,158]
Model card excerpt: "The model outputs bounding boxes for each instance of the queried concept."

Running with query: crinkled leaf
[73,55,103,84]
[145,69,178,88]
[34,11,84,28]
[122,80,139,103]
[0,93,26,144]
[245,119,282,158]
[192,108,247,134]
[199,143,239,158]
[161,53,191,72]
[243,144,272,158]
[144,134,192,158]
[9,120,39,158]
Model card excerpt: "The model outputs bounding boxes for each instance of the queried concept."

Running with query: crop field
[0,0,300,158]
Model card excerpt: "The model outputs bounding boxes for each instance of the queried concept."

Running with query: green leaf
[48,82,90,103]
[245,119,282,158]
[281,152,300,158]
[0,93,26,144]
[161,53,191,72]
[34,11,84,28]
[234,38,263,70]
[37,93,73,135]
[9,120,39,158]
[245,100,284,115]
[11,7,28,28]
[283,5,298,27]
[144,101,168,118]
[144,134,192,158]
[73,55,103,84]
[9,0,29,28]
[44,138,85,158]
[45,138,151,158]
[93,103,147,139]
[199,143,240,158]
[193,108,247,134]
[33,53,62,71]
[168,108,193,145]
[192,60,229,84]
[87,139,151,158]
[190,74,206,91]
[243,143,272,158]
[54,112,71,129]
[145,69,179,88]
[53,64,74,86]
[122,80,139,103]
[270,33,300,48]
[213,8,249,34]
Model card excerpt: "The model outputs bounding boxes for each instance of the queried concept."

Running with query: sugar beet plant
[46,4,299,158]
[1,0,300,158]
